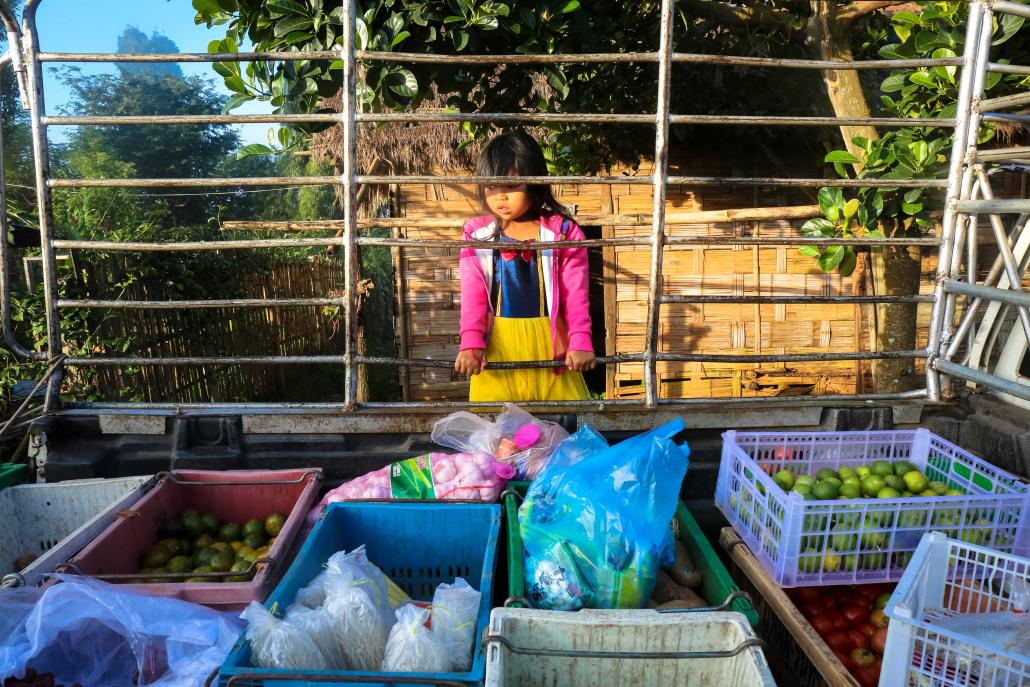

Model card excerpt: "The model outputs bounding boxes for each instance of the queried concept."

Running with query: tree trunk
[806,2,879,158]
[871,245,922,392]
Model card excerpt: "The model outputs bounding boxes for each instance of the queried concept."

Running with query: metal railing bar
[988,62,1030,75]
[933,359,1030,402]
[658,350,927,363]
[660,295,933,304]
[357,354,642,368]
[64,355,344,366]
[666,236,940,246]
[943,279,1030,308]
[657,390,931,404]
[955,199,1030,213]
[44,114,345,126]
[992,0,1030,19]
[49,176,342,188]
[979,90,1030,111]
[53,238,343,251]
[975,145,1030,162]
[49,175,950,190]
[341,0,358,410]
[36,50,962,70]
[982,113,1030,123]
[58,298,343,309]
[944,215,1030,360]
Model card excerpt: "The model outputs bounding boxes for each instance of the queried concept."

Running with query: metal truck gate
[0,0,1028,419]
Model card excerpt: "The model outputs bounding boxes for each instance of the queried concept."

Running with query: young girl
[454,131,596,402]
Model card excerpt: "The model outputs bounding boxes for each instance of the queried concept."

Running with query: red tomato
[810,615,835,636]
[855,660,882,687]
[824,630,854,654]
[850,648,876,668]
[842,604,868,627]
[813,594,837,612]
[832,649,856,672]
[869,609,889,629]
[776,445,794,461]
[795,587,822,603]
[831,612,851,631]
[856,622,877,639]
[871,627,888,656]
[848,629,869,651]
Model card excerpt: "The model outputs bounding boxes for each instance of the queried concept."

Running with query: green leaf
[801,218,835,237]
[193,0,228,17]
[221,93,253,113]
[825,151,861,164]
[391,30,411,48]
[881,72,907,93]
[909,71,937,88]
[904,188,923,204]
[866,229,885,239]
[274,15,312,37]
[452,29,469,50]
[843,198,860,220]
[355,18,369,50]
[901,200,924,215]
[910,141,929,163]
[894,24,910,44]
[818,245,846,273]
[236,143,275,159]
[385,67,418,97]
[266,0,308,17]
[561,0,581,11]
[838,249,857,278]
[818,187,843,222]
[891,11,920,25]
[799,245,821,257]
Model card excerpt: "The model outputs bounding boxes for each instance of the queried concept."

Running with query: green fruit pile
[772,461,965,502]
[130,511,287,584]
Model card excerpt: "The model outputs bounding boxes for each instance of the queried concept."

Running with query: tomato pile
[789,583,893,687]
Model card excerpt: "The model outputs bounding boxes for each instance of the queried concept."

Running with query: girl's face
[484,177,532,225]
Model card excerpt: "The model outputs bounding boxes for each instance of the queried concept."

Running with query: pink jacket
[459,212,594,367]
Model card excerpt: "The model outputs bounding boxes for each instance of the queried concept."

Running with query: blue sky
[36,0,274,145]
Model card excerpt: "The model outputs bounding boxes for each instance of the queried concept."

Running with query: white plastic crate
[714,429,1030,586]
[880,531,1030,687]
[0,475,155,587]
[484,608,775,687]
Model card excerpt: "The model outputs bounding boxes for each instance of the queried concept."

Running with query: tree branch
[681,0,790,27]
[837,1,912,24]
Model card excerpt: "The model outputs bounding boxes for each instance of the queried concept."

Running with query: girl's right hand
[455,349,487,376]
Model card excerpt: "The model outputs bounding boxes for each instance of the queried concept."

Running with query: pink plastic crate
[62,468,323,609]
[714,430,1030,587]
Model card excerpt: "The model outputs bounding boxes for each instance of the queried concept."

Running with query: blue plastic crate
[217,502,502,686]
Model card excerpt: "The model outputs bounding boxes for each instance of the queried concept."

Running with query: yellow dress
[469,239,590,402]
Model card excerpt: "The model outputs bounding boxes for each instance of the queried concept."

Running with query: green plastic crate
[0,464,28,491]
[503,480,759,626]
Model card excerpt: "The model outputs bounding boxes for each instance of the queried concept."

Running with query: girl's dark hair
[476,131,569,222]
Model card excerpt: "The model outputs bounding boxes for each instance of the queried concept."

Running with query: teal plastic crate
[217,501,501,686]
[0,464,28,490]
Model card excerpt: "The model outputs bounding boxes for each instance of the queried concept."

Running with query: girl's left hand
[565,350,596,372]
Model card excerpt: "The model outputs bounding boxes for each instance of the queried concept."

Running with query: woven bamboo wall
[394,150,944,402]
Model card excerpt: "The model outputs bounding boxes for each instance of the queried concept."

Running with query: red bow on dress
[501,239,535,263]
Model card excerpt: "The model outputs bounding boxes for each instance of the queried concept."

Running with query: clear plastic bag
[0,575,243,687]
[520,419,690,611]
[381,604,450,673]
[431,578,481,672]
[242,601,328,671]
[321,547,395,671]
[284,603,349,670]
[430,411,499,454]
[492,405,569,480]
[294,574,327,609]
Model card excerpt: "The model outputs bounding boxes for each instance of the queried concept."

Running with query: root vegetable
[666,541,702,588]
[656,591,708,610]
[651,570,702,605]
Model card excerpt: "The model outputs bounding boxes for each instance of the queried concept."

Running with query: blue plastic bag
[0,575,243,687]
[519,419,689,611]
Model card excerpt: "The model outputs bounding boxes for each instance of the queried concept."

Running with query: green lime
[839,482,862,499]
[194,547,217,567]
[883,475,905,492]
[903,471,929,494]
[210,550,234,573]
[202,514,221,536]
[139,544,170,569]
[893,461,917,477]
[264,513,287,538]
[773,469,795,491]
[945,488,964,496]
[816,468,838,482]
[812,481,840,501]
[160,519,185,538]
[856,466,871,479]
[861,476,886,498]
[226,560,252,582]
[182,513,205,538]
[929,481,949,495]
[168,555,193,574]
[831,525,857,552]
[178,538,193,556]
[877,487,901,499]
[860,521,886,549]
[218,522,242,543]
[193,533,215,550]
[792,483,812,497]
[799,548,822,573]
[870,461,893,478]
[242,519,265,538]
[243,532,266,549]
[158,538,184,557]
[837,466,856,481]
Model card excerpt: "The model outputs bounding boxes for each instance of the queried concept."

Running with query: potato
[656,593,707,610]
[652,570,693,604]
[667,541,702,588]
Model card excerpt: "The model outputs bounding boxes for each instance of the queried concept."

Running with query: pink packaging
[306,451,515,526]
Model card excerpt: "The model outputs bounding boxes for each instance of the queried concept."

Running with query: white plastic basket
[880,531,1030,687]
[715,429,1030,586]
[0,475,156,587]
[484,608,775,687]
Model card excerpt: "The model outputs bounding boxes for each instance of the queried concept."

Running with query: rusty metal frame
[5,0,1025,416]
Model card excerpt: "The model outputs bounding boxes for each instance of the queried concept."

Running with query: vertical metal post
[341,0,359,410]
[643,0,675,408]
[925,0,988,401]
[22,1,64,409]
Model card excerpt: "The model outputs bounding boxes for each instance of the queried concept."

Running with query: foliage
[116,27,184,78]
[806,2,1030,276]
[193,0,823,172]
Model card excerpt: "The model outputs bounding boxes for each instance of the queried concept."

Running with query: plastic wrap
[381,604,450,673]
[242,602,328,671]
[431,577,481,672]
[491,405,569,479]
[321,547,395,671]
[284,604,349,670]
[519,419,690,611]
[0,575,243,687]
